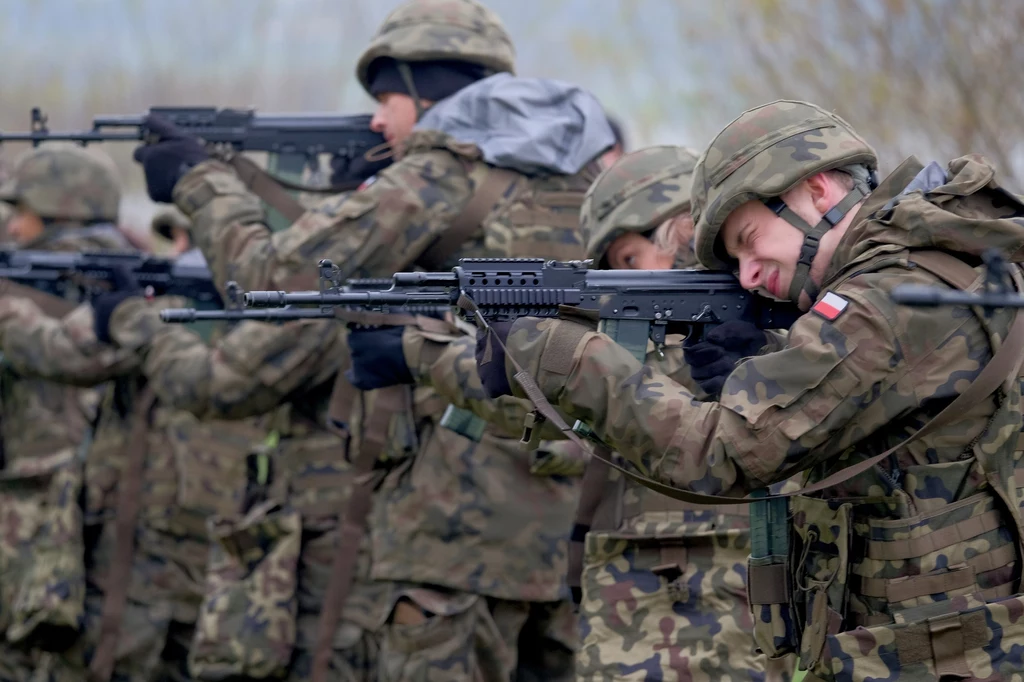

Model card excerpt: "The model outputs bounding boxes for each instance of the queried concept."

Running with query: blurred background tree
[2,0,1020,239]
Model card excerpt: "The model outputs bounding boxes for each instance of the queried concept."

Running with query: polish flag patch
[812,291,849,321]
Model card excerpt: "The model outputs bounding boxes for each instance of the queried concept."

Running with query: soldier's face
[606,232,673,270]
[370,93,420,146]
[7,207,44,246]
[721,200,804,299]
[721,174,849,302]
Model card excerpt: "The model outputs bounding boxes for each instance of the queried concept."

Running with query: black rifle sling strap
[311,375,408,682]
[89,387,158,682]
[221,152,307,224]
[461,248,1024,507]
[416,167,520,271]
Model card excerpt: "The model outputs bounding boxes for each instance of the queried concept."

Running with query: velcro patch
[812,291,849,321]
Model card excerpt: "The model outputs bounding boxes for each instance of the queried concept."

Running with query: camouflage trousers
[577,529,791,682]
[377,585,577,682]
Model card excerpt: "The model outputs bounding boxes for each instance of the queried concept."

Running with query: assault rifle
[0,107,387,188]
[891,250,1023,309]
[243,257,803,359]
[0,248,220,306]
[0,107,390,223]
[160,276,449,324]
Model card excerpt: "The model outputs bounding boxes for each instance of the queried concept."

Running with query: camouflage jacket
[172,130,600,600]
[0,286,297,623]
[403,325,755,536]
[501,155,1024,515]
[0,224,128,469]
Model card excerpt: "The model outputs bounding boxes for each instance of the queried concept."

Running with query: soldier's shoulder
[403,130,483,163]
[824,257,977,353]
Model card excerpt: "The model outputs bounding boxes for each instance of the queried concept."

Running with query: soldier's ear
[805,173,834,215]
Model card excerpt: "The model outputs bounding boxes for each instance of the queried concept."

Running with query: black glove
[475,321,514,398]
[345,326,414,390]
[93,266,144,345]
[132,115,209,203]
[330,150,391,189]
[683,320,768,399]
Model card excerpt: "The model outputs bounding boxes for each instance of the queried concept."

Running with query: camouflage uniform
[404,146,794,681]
[142,2,617,678]
[0,146,269,682]
[0,146,133,682]
[497,101,1024,681]
[104,304,384,682]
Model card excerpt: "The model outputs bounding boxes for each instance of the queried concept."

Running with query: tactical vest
[744,251,1024,682]
[407,130,599,271]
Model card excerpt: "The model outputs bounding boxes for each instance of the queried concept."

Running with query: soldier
[350,145,796,681]
[477,99,1024,681]
[125,1,616,678]
[0,145,142,682]
[0,146,280,682]
[0,144,129,251]
[0,146,130,682]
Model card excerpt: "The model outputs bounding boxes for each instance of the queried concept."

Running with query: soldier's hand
[133,114,209,204]
[93,266,144,345]
[345,325,415,390]
[475,322,514,398]
[683,320,768,399]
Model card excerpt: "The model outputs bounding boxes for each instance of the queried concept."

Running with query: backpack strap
[416,167,520,271]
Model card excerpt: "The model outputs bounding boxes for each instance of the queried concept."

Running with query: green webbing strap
[257,431,277,486]
[749,487,789,561]
[439,404,488,443]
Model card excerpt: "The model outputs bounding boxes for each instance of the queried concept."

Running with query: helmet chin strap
[763,185,869,303]
[396,61,428,121]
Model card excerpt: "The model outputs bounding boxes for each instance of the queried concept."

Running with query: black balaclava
[367,57,491,109]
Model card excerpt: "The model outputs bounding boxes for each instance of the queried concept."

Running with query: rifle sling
[222,153,307,224]
[311,377,407,682]
[416,167,520,271]
[462,249,1024,506]
[0,278,78,318]
[88,387,157,682]
[567,452,612,604]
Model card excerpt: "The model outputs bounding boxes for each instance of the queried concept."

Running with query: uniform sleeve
[403,327,708,443]
[0,296,139,386]
[402,325,565,441]
[503,288,914,495]
[174,150,474,293]
[109,298,347,421]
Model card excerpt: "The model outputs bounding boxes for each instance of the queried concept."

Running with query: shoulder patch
[812,291,849,321]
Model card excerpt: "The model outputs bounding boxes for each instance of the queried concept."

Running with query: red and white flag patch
[812,291,849,321]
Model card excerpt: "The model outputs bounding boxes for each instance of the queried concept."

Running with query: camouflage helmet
[151,206,190,241]
[581,145,700,267]
[691,100,878,301]
[356,0,516,96]
[0,144,121,223]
